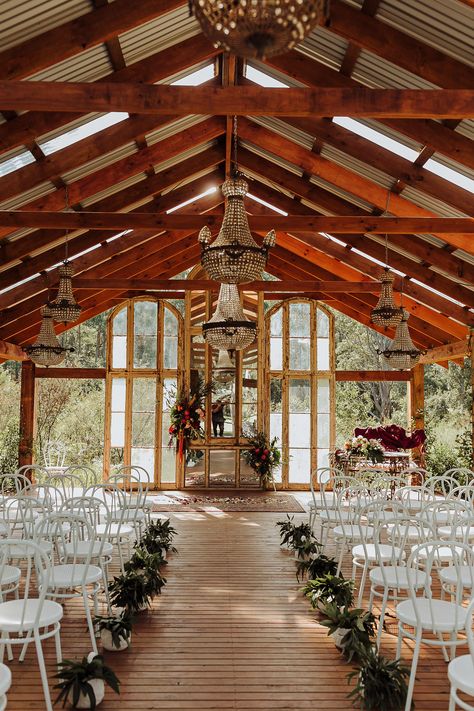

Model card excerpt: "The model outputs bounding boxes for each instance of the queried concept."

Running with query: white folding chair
[0,663,11,711]
[15,465,50,486]
[424,474,461,499]
[318,474,359,549]
[308,467,343,531]
[42,441,67,475]
[85,484,134,572]
[332,483,377,577]
[448,597,474,711]
[0,539,63,711]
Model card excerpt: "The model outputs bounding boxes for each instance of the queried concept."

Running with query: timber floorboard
[7,510,451,709]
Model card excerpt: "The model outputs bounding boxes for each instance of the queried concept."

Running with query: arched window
[104,298,183,486]
[265,299,335,488]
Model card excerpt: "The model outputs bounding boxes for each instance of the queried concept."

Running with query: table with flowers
[332,435,411,479]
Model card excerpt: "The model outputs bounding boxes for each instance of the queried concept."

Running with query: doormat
[151,492,305,513]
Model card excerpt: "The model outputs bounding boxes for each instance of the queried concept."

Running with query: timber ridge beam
[70,279,379,292]
[35,368,106,379]
[419,338,470,365]
[0,212,473,234]
[335,371,411,382]
[1,83,474,118]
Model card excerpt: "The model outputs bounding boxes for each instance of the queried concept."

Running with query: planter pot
[100,629,131,652]
[332,628,350,649]
[68,679,105,709]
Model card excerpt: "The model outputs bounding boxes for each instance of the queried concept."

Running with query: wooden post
[409,363,425,466]
[18,360,36,472]
[470,330,474,468]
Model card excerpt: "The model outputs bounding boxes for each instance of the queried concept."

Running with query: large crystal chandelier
[379,309,422,370]
[24,305,74,367]
[199,117,275,284]
[371,267,403,328]
[49,261,82,325]
[191,0,328,59]
[213,350,236,384]
[203,284,256,351]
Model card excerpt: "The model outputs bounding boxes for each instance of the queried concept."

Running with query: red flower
[254,448,260,454]
[184,410,190,416]
[169,425,176,434]
[177,405,183,411]
[261,454,267,460]
[263,449,269,455]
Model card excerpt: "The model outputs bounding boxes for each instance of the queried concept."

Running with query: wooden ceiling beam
[1,82,474,118]
[419,338,470,365]
[266,53,474,171]
[1,211,472,234]
[328,0,474,89]
[0,0,185,80]
[0,339,26,362]
[68,279,379,293]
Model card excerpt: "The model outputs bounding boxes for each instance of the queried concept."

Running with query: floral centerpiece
[242,426,281,487]
[342,435,385,464]
[168,381,210,462]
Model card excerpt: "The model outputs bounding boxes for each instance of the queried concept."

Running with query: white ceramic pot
[69,678,105,709]
[100,628,130,652]
[332,628,350,649]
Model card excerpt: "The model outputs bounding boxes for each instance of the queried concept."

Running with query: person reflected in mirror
[211,399,226,437]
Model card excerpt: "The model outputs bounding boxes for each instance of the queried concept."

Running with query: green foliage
[93,613,133,650]
[108,572,152,614]
[137,518,177,555]
[124,548,167,597]
[347,648,411,710]
[302,574,355,609]
[0,419,19,475]
[242,425,281,484]
[54,654,120,709]
[296,553,337,582]
[320,604,376,661]
[275,516,320,558]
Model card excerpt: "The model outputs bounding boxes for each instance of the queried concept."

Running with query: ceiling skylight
[423,158,474,193]
[245,65,289,88]
[247,192,287,215]
[39,113,129,156]
[0,150,36,177]
[166,186,217,214]
[333,117,419,162]
[171,64,215,86]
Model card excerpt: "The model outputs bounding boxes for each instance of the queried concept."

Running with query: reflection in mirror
[211,352,235,438]
[269,378,283,483]
[242,343,258,431]
[209,450,236,487]
[239,453,260,488]
[185,450,205,487]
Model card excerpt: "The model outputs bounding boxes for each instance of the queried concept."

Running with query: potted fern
[108,572,152,614]
[347,648,411,710]
[125,548,167,597]
[320,605,376,661]
[302,574,354,612]
[296,553,338,582]
[94,613,133,652]
[137,519,177,557]
[54,653,120,709]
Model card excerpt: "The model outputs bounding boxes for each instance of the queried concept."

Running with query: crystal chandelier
[49,261,82,325]
[24,305,74,367]
[379,309,422,370]
[371,267,403,328]
[203,284,256,351]
[199,117,275,284]
[213,350,236,384]
[191,0,328,59]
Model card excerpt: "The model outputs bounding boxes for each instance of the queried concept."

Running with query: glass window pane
[131,448,154,478]
[112,336,127,369]
[270,338,282,370]
[317,413,330,448]
[289,448,311,484]
[185,451,205,487]
[110,412,125,447]
[239,454,260,488]
[318,449,330,470]
[111,378,126,411]
[289,302,310,337]
[317,339,330,370]
[317,379,330,413]
[270,309,282,336]
[190,337,206,394]
[164,308,178,336]
[289,414,311,448]
[209,450,235,487]
[161,378,177,446]
[134,301,157,336]
[289,379,310,413]
[134,335,156,369]
[132,412,155,447]
[132,378,156,411]
[317,309,329,337]
[163,337,177,369]
[161,448,176,483]
[113,307,127,336]
[289,338,310,370]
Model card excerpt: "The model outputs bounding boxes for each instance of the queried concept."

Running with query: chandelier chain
[233,115,239,176]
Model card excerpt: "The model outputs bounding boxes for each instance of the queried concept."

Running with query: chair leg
[19,630,32,662]
[377,587,390,650]
[448,687,457,711]
[336,544,344,577]
[54,625,62,664]
[396,622,403,659]
[34,633,53,711]
[357,561,369,608]
[404,629,423,711]
[83,589,98,655]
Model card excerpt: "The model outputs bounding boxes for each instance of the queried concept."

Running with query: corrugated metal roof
[308,174,374,211]
[0,182,56,210]
[36,112,112,145]
[119,5,200,66]
[319,144,394,190]
[400,185,468,218]
[251,117,315,151]
[61,142,138,183]
[428,153,474,184]
[351,119,424,153]
[456,120,474,141]
[27,45,112,82]
[240,139,305,177]
[296,26,348,70]
[146,115,209,146]
[0,0,92,52]
[247,60,306,88]
[352,49,439,89]
[154,140,219,178]
[81,172,148,208]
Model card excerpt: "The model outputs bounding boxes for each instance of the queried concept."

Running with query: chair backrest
[395,485,435,511]
[33,483,65,512]
[41,472,84,499]
[63,465,98,489]
[109,466,149,509]
[444,468,474,487]
[320,474,358,514]
[419,499,472,541]
[450,484,474,505]
[335,483,380,526]
[35,512,96,579]
[0,473,33,496]
[0,538,52,634]
[60,494,110,538]
[0,496,47,538]
[15,465,50,486]
[84,483,129,528]
[400,467,429,485]
[465,597,474,662]
[43,441,66,468]
[424,474,460,498]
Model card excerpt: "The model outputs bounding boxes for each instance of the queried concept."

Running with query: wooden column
[18,360,36,471]
[471,330,474,468]
[408,363,425,466]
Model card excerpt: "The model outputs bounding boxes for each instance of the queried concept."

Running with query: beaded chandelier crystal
[203,284,256,351]
[379,309,422,370]
[213,349,236,384]
[199,174,275,284]
[24,305,74,367]
[191,0,328,59]
[49,261,82,325]
[371,268,403,328]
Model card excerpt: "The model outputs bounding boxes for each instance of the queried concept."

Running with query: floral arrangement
[168,381,210,462]
[342,435,385,464]
[243,427,281,486]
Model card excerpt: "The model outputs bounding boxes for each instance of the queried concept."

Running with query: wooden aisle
[8,510,450,709]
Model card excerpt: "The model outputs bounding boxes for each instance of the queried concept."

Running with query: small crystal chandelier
[199,117,275,284]
[190,0,328,59]
[24,305,74,367]
[379,309,422,370]
[213,350,236,384]
[203,284,256,351]
[49,261,82,325]
[371,267,403,328]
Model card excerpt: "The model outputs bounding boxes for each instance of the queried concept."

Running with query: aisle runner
[151,492,305,513]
